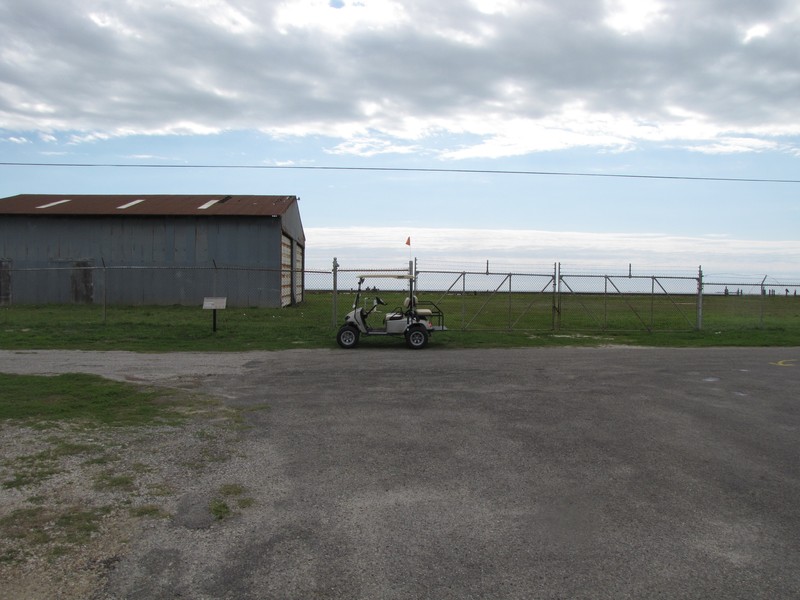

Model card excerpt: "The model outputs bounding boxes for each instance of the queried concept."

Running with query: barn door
[293,244,304,303]
[71,260,94,304]
[281,235,292,307]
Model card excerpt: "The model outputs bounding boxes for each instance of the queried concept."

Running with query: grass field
[0,373,187,425]
[0,290,798,351]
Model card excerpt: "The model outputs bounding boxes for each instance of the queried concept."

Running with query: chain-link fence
[702,279,800,331]
[336,264,702,332]
[332,262,799,332]
[1,265,336,309]
[1,262,798,332]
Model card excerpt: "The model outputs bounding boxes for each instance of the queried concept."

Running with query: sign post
[202,297,227,332]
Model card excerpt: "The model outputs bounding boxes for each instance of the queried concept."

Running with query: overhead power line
[1,161,799,184]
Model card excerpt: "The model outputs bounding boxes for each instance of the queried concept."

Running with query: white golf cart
[336,273,445,349]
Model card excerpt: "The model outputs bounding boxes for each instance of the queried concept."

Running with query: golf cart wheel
[336,326,360,349]
[405,325,429,349]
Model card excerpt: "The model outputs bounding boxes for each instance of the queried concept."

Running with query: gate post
[696,266,703,331]
[462,272,466,329]
[651,276,655,330]
[332,257,339,328]
[102,258,107,324]
[508,273,512,329]
[553,262,560,331]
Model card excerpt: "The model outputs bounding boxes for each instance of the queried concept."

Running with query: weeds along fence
[1,263,798,333]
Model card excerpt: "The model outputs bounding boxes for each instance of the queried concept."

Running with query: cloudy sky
[1,0,799,279]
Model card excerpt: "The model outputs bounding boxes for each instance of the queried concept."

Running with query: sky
[1,0,799,281]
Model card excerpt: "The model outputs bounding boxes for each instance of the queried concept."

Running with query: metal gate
[333,261,702,332]
[416,269,557,331]
[556,272,699,331]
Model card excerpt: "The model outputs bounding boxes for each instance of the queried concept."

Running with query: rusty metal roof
[0,194,298,216]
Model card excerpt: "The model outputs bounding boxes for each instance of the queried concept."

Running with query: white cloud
[88,12,142,38]
[440,108,639,159]
[305,226,800,278]
[327,137,422,157]
[1,0,799,158]
[604,0,666,35]
[687,137,780,155]
[742,23,770,44]
[469,0,524,17]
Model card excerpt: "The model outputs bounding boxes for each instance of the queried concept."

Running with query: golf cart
[336,273,445,349]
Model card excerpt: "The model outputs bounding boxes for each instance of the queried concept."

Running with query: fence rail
[1,261,798,332]
[332,261,799,332]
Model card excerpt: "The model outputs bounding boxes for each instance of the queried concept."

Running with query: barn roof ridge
[0,194,299,217]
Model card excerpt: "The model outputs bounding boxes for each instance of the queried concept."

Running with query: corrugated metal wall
[0,214,305,308]
[0,259,11,305]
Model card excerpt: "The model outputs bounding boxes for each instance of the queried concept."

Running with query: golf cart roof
[358,274,415,279]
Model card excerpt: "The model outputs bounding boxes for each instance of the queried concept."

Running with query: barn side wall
[0,215,295,307]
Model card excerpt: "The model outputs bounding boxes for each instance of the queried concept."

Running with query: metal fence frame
[556,268,702,332]
[331,261,704,332]
[331,260,799,333]
[1,260,798,333]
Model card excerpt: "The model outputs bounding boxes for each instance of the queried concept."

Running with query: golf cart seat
[404,296,433,317]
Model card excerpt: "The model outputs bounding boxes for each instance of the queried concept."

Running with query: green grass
[209,498,231,520]
[2,441,102,490]
[218,483,246,497]
[0,290,798,350]
[209,483,254,519]
[0,373,187,425]
[93,471,136,492]
[2,462,61,490]
[0,374,194,491]
[0,505,110,553]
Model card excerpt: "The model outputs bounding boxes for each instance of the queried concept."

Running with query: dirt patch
[0,395,250,600]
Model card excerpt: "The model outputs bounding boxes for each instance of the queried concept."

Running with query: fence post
[332,257,339,328]
[462,272,466,329]
[696,266,703,331]
[553,262,560,332]
[508,273,512,329]
[651,276,655,330]
[102,258,107,324]
[212,259,218,296]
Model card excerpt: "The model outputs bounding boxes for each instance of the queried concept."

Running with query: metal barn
[0,194,305,308]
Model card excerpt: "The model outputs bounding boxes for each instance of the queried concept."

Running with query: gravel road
[1,347,800,599]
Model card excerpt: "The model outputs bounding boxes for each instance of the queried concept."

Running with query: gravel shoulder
[0,350,285,599]
[0,372,253,600]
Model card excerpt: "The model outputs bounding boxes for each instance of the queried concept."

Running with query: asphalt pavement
[2,346,799,599]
